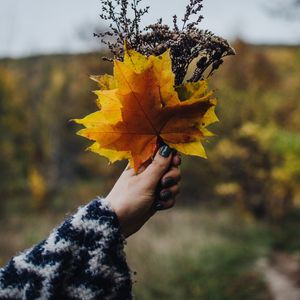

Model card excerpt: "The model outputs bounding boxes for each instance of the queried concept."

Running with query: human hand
[106,145,181,238]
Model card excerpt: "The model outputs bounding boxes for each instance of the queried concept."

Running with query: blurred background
[1,0,300,299]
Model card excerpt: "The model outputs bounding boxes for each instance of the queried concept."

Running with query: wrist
[106,195,130,237]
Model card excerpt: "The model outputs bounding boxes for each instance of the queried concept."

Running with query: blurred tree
[0,66,28,213]
[186,41,300,220]
[212,124,299,220]
[0,54,116,211]
[0,42,299,220]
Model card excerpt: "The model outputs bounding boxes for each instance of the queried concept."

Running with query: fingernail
[159,145,172,158]
[162,177,175,188]
[155,202,164,211]
[160,190,173,201]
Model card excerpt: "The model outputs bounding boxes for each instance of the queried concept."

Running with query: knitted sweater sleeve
[0,198,132,300]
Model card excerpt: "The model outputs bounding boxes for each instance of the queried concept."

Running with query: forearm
[0,198,132,300]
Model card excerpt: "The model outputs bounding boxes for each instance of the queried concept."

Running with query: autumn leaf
[74,48,218,171]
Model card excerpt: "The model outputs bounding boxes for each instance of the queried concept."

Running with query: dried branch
[96,0,235,85]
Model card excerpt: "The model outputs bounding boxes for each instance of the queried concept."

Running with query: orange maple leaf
[74,48,218,171]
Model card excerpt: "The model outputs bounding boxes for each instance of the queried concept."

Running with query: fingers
[155,161,181,211]
[172,153,181,168]
[155,184,180,211]
[142,145,173,185]
[160,167,181,189]
[161,184,180,201]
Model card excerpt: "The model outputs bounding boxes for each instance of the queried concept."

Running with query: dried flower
[95,0,235,84]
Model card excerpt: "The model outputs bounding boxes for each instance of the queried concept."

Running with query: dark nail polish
[155,202,164,211]
[159,145,172,158]
[160,190,173,201]
[162,177,175,188]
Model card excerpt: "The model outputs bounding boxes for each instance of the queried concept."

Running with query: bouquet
[74,0,235,171]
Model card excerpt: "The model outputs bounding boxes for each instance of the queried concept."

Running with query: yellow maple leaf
[74,48,218,171]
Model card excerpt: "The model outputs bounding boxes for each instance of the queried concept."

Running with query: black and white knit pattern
[0,198,132,300]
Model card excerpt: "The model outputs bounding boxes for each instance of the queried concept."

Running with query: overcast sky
[0,0,299,58]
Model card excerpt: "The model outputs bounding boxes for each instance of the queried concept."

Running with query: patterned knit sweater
[0,198,132,300]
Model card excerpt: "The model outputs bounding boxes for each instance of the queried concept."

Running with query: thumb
[142,145,173,185]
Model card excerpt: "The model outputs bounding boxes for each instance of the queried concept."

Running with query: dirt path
[259,259,300,300]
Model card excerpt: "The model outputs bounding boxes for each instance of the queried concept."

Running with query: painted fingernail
[160,190,173,201]
[162,177,175,188]
[159,145,172,158]
[155,202,165,211]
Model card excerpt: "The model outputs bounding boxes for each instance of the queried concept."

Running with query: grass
[126,206,272,299]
